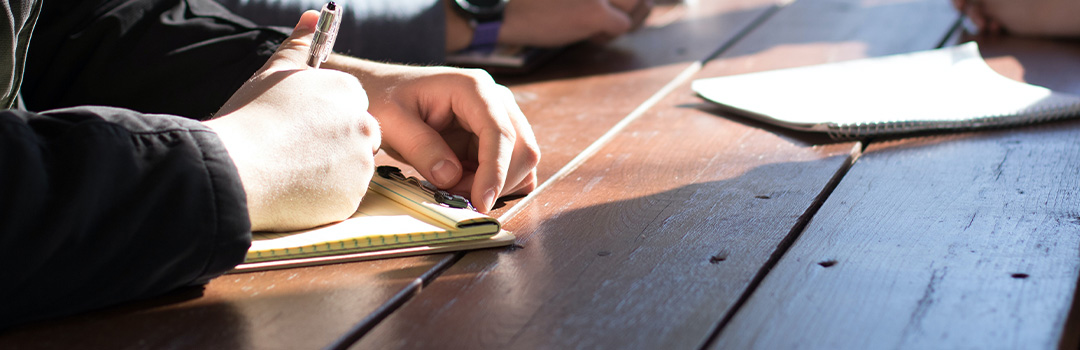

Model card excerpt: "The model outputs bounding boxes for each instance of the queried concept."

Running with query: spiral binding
[827,95,1080,140]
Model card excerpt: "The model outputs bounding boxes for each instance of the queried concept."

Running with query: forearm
[444,0,473,53]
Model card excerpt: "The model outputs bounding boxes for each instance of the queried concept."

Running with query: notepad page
[692,42,1080,138]
[247,191,498,262]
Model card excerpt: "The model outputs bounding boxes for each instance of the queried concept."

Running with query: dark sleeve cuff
[188,123,253,284]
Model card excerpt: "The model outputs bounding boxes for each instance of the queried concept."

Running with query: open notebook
[692,42,1080,139]
[233,166,514,272]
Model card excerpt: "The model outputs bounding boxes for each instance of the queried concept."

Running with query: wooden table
[4,0,1079,348]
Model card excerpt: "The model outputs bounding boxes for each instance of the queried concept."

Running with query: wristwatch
[452,0,509,48]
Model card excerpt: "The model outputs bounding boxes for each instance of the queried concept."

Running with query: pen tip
[327,1,336,10]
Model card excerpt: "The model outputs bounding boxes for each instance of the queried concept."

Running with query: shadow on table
[0,286,248,349]
[399,157,849,349]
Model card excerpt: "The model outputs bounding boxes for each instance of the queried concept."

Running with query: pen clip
[376,166,474,210]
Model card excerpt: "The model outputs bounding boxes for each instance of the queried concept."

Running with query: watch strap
[469,20,502,49]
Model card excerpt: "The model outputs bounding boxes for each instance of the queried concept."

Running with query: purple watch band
[469,20,502,48]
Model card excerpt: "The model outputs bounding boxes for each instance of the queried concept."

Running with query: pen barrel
[307,2,341,68]
[307,31,331,67]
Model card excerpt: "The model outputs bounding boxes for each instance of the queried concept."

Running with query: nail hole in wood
[755,195,771,199]
[1011,273,1029,279]
[818,260,837,268]
[709,254,727,264]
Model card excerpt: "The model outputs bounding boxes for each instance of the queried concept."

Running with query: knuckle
[528,141,541,163]
[358,113,381,137]
[521,141,541,168]
[497,123,518,143]
[458,68,496,86]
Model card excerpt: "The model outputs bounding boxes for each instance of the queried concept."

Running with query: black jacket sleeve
[0,106,252,329]
[1,0,278,328]
[22,0,289,119]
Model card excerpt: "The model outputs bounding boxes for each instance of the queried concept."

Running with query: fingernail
[430,160,458,186]
[482,189,497,212]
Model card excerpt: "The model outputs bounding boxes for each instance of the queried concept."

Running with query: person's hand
[952,0,1080,37]
[446,0,654,52]
[205,10,381,232]
[501,0,653,47]
[325,57,540,213]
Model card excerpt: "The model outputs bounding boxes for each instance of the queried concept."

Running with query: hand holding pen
[209,8,381,231]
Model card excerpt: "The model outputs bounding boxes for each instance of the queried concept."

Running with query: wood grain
[712,37,1080,349]
[350,0,959,348]
[0,255,446,349]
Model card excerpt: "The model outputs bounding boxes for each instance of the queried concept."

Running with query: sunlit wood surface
[3,0,1079,349]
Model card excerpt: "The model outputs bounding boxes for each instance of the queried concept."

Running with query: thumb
[264,10,321,72]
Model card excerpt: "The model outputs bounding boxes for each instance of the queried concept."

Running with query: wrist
[444,0,475,52]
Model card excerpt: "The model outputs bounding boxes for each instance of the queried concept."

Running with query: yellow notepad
[234,167,513,272]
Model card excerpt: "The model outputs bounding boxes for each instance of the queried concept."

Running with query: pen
[307,1,341,68]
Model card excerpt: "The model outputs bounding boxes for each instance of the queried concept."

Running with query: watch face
[456,0,507,20]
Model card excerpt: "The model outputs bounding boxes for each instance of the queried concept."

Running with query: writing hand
[206,10,381,231]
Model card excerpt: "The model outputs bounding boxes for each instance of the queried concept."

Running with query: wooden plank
[712,36,1080,349]
[350,0,958,349]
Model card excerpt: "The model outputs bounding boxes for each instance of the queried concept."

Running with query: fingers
[610,0,653,31]
[590,0,650,43]
[956,0,1004,36]
[436,74,539,213]
[595,1,634,39]
[465,86,518,213]
[627,0,654,31]
[380,108,464,188]
[263,10,321,73]
[496,87,541,196]
[447,85,540,211]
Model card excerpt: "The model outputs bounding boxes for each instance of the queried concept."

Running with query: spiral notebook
[692,42,1080,139]
[233,166,514,272]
